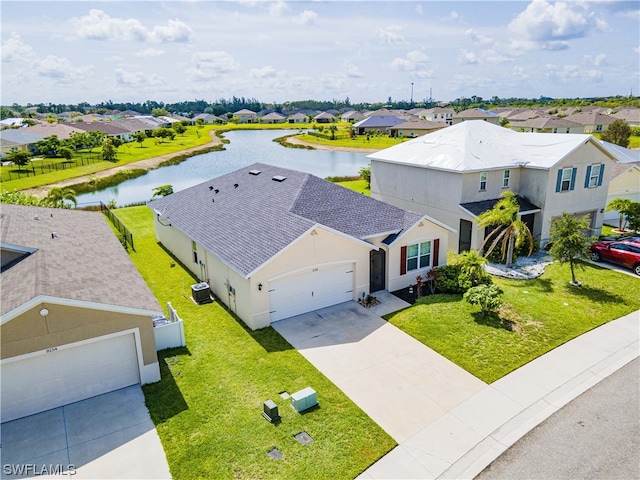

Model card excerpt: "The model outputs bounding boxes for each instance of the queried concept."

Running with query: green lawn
[334,179,370,195]
[296,132,404,150]
[0,125,221,191]
[112,206,395,480]
[386,262,640,383]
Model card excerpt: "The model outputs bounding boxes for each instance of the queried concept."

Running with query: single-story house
[23,123,85,141]
[369,121,616,252]
[261,112,286,124]
[193,113,227,124]
[287,113,309,123]
[234,109,258,124]
[341,111,365,123]
[0,205,162,423]
[314,112,337,123]
[62,121,133,143]
[509,116,584,134]
[564,111,616,134]
[352,115,405,135]
[0,129,44,157]
[149,163,452,330]
[390,119,446,138]
[611,107,640,127]
[452,108,500,125]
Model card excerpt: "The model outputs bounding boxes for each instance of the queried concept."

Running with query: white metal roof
[368,121,602,172]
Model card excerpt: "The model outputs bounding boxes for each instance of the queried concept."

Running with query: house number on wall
[46,347,58,353]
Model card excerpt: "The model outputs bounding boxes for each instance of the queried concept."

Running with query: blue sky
[1,1,638,105]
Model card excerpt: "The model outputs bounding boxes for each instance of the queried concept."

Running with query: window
[406,241,431,272]
[503,170,510,188]
[595,124,603,132]
[557,167,576,192]
[585,164,602,188]
[479,172,487,191]
[192,240,198,264]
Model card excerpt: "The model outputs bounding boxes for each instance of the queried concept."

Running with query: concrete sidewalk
[359,310,639,479]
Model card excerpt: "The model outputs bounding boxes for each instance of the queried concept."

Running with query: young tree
[173,123,187,135]
[4,149,32,167]
[133,131,146,147]
[605,198,635,231]
[359,164,371,188]
[151,107,169,117]
[626,201,640,233]
[101,138,118,162]
[36,135,62,157]
[45,187,77,208]
[58,146,73,160]
[477,190,533,267]
[600,119,631,148]
[464,284,503,315]
[548,212,595,286]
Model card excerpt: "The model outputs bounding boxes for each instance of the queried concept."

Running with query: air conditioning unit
[291,387,318,413]
[191,282,212,304]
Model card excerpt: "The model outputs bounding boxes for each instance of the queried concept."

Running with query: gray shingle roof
[1,204,161,317]
[353,116,405,128]
[460,195,540,217]
[149,163,423,277]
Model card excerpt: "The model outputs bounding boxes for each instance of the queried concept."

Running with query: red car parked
[590,239,640,276]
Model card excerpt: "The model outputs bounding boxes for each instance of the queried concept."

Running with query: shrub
[434,264,466,294]
[463,284,503,314]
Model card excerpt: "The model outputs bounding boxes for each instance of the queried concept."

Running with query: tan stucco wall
[1,303,158,366]
[604,168,640,223]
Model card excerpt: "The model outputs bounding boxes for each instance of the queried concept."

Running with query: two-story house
[369,121,616,253]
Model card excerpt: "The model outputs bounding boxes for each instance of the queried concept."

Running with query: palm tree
[45,187,77,208]
[476,191,533,267]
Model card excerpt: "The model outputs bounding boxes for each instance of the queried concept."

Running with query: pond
[75,130,371,206]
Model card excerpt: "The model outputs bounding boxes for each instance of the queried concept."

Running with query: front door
[459,219,472,252]
[369,249,386,292]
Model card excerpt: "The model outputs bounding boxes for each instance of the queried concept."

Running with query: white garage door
[1,333,140,423]
[269,264,354,322]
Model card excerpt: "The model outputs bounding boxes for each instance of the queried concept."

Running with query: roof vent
[215,189,219,194]
[209,186,213,191]
[249,170,261,176]
[272,175,287,182]
[234,183,239,188]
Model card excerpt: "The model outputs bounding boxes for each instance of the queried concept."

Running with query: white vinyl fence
[153,302,186,351]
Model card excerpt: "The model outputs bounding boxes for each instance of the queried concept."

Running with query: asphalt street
[477,357,639,480]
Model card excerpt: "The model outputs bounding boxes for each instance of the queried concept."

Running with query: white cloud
[508,0,603,51]
[449,10,460,21]
[391,50,432,78]
[269,1,289,17]
[295,10,318,26]
[71,9,192,43]
[1,33,36,62]
[36,55,93,83]
[250,65,277,78]
[189,51,239,81]
[376,26,406,46]
[344,60,363,78]
[136,48,165,58]
[465,28,493,47]
[415,4,423,16]
[115,68,167,87]
[459,49,478,65]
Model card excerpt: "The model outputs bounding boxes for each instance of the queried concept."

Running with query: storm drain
[268,448,283,460]
[294,431,314,446]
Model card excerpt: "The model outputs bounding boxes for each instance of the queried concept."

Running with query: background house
[390,119,446,138]
[452,108,500,125]
[369,121,616,253]
[600,141,640,226]
[260,112,286,124]
[1,205,162,423]
[352,115,405,135]
[149,163,451,330]
[234,109,258,123]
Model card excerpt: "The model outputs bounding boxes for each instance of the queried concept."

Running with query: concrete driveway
[0,386,170,479]
[272,295,487,442]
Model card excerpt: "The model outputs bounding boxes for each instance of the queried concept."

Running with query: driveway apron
[272,298,487,443]
[0,386,171,479]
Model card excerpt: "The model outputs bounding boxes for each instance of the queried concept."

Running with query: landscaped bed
[386,262,640,383]
[112,206,395,479]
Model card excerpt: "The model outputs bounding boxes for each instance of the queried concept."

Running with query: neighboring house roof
[564,111,616,126]
[353,115,405,128]
[0,204,161,320]
[454,108,499,119]
[288,113,308,120]
[368,120,612,172]
[235,109,257,115]
[611,108,640,124]
[0,129,45,145]
[110,118,156,133]
[609,161,640,180]
[511,116,582,129]
[341,111,365,120]
[390,119,446,132]
[22,123,85,140]
[149,163,425,278]
[62,121,130,135]
[261,112,286,120]
[460,195,541,217]
[314,112,337,120]
[0,118,28,127]
[599,141,640,164]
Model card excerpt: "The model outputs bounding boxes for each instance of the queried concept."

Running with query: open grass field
[386,262,640,383]
[296,132,404,150]
[112,205,395,480]
[334,178,370,195]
